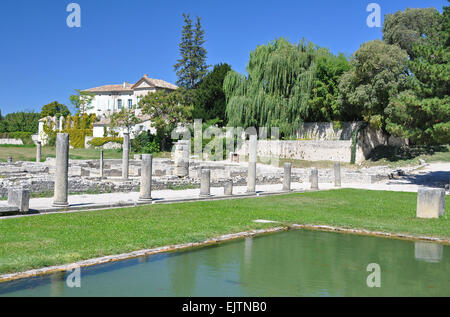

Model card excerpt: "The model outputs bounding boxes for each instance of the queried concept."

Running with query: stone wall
[295,122,362,140]
[0,138,23,145]
[237,140,354,163]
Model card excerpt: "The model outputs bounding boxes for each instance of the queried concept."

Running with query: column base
[138,197,153,202]
[52,202,69,208]
[199,194,211,198]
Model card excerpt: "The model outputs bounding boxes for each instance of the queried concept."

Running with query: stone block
[416,187,445,219]
[414,242,443,263]
[8,188,30,212]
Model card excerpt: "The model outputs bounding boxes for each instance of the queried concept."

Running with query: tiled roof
[84,75,177,93]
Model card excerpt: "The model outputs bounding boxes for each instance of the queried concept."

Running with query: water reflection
[1,230,449,297]
[414,241,443,263]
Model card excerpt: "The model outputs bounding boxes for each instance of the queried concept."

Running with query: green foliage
[224,38,319,136]
[131,131,160,154]
[0,111,40,134]
[174,14,209,89]
[307,51,351,121]
[109,107,139,133]
[337,40,409,128]
[70,89,95,115]
[192,63,232,123]
[140,89,193,151]
[88,137,123,147]
[40,101,71,118]
[385,6,449,145]
[383,7,442,59]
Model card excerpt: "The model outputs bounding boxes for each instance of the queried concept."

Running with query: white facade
[84,75,177,118]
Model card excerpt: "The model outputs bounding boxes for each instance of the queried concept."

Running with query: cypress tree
[174,14,209,89]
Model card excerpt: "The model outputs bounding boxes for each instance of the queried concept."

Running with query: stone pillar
[99,150,104,179]
[7,156,12,164]
[247,135,257,194]
[417,187,445,218]
[224,181,233,196]
[139,154,153,202]
[36,141,42,163]
[200,169,211,197]
[282,163,292,192]
[310,168,319,190]
[174,140,190,177]
[59,116,64,131]
[122,132,130,180]
[334,162,341,187]
[52,133,69,207]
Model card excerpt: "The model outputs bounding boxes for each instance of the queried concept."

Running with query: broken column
[99,150,104,179]
[52,133,69,207]
[334,162,341,187]
[174,140,190,177]
[7,157,12,164]
[282,162,292,192]
[247,135,257,194]
[224,181,233,196]
[200,169,211,197]
[139,154,153,202]
[416,187,445,218]
[310,168,319,190]
[8,188,30,213]
[122,132,130,180]
[36,141,42,163]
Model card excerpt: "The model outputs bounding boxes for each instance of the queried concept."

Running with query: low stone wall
[0,138,23,145]
[295,122,362,140]
[237,140,354,163]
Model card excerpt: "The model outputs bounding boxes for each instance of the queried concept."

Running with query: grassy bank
[0,145,171,162]
[0,189,449,275]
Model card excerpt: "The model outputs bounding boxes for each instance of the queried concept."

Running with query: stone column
[200,169,211,197]
[59,116,64,131]
[139,154,153,202]
[334,162,341,187]
[122,132,130,180]
[174,140,190,177]
[7,157,12,164]
[282,162,292,192]
[310,168,319,190]
[417,187,445,218]
[224,181,233,196]
[99,150,104,179]
[52,133,69,207]
[36,141,42,163]
[247,135,257,194]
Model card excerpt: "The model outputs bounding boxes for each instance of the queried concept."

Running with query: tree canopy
[224,38,319,136]
[192,63,232,124]
[174,14,209,89]
[40,101,71,118]
[337,40,409,129]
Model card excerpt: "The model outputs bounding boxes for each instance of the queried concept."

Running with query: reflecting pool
[1,230,449,297]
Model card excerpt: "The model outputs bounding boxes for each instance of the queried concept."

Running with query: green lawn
[0,145,171,162]
[0,189,449,275]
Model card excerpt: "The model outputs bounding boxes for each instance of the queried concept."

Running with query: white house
[83,74,178,117]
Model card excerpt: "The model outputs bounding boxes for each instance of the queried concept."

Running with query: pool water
[1,229,449,297]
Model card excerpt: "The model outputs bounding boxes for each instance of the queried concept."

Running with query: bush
[131,131,160,154]
[88,137,123,147]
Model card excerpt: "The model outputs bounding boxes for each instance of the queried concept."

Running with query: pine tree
[174,14,209,89]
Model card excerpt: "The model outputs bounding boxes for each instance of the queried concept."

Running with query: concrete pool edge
[0,226,287,283]
[291,224,450,245]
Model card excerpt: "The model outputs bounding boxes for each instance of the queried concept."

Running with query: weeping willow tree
[224,38,320,136]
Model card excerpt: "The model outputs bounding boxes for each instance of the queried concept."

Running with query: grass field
[0,189,449,274]
[0,145,171,162]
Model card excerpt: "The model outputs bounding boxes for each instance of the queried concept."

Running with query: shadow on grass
[368,145,449,162]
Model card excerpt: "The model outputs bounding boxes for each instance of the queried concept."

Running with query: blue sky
[0,0,446,114]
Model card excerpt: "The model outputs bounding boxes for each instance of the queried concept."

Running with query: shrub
[88,137,123,147]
